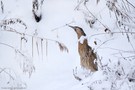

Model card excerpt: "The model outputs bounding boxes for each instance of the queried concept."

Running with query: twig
[74,0,85,10]
[0,25,23,35]
[84,5,109,29]
[129,40,135,54]
[95,38,114,51]
[89,31,135,39]
[125,0,135,9]
[100,47,135,53]
[0,28,64,44]
[73,69,82,81]
[0,42,26,58]
[51,21,74,31]
[0,68,14,80]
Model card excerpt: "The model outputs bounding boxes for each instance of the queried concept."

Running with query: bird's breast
[78,44,88,57]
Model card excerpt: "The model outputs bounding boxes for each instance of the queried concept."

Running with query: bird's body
[68,25,98,72]
[78,39,98,71]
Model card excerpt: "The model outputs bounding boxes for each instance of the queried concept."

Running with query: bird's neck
[78,39,88,56]
[77,33,86,39]
[78,39,88,45]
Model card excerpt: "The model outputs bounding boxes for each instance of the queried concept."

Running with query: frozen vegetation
[0,0,135,90]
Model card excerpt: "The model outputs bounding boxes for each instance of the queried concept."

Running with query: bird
[68,25,98,72]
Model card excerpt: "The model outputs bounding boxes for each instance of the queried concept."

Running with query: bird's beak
[67,24,76,30]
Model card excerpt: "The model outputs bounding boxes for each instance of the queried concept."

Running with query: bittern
[68,25,98,72]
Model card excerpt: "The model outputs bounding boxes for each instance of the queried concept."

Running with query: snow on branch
[0,18,27,29]
[106,0,135,32]
[0,68,27,89]
[0,26,69,53]
[0,42,35,77]
[0,18,69,77]
[0,18,69,55]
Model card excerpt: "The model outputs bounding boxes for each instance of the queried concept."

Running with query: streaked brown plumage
[68,25,98,72]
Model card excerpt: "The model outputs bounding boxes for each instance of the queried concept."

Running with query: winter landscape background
[0,0,135,90]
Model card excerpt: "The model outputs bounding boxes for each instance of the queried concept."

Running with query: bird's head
[67,25,86,39]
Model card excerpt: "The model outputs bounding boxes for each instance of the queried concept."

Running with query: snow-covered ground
[0,0,135,90]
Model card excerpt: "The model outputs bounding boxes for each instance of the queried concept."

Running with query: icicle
[41,38,43,60]
[46,39,48,57]
[32,36,34,57]
[36,38,39,56]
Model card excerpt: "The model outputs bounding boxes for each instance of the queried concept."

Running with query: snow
[78,36,87,44]
[0,0,135,90]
